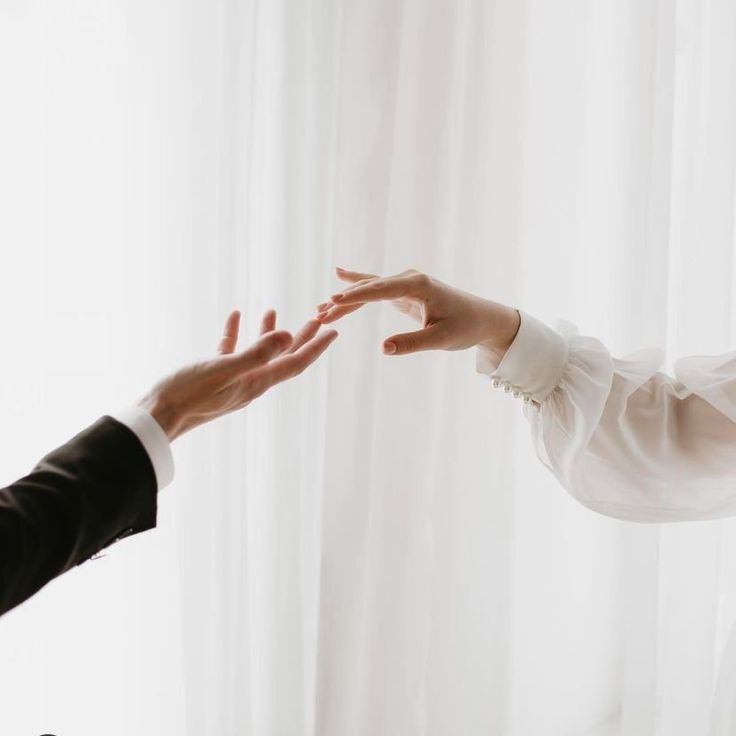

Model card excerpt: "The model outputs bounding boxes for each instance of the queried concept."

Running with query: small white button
[504,384,512,393]
[492,378,501,388]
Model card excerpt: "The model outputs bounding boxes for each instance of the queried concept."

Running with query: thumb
[383,324,445,355]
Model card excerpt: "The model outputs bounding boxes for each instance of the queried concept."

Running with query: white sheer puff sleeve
[476,311,736,523]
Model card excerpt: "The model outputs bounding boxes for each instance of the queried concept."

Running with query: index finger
[288,318,322,353]
[315,302,365,324]
[335,267,377,283]
[330,273,427,306]
[251,329,338,390]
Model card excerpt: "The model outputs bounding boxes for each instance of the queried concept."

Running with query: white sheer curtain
[2,0,736,734]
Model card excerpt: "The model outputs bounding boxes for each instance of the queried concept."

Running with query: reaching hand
[139,310,338,440]
[316,267,519,359]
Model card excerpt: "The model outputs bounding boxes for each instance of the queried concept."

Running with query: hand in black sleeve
[0,417,157,617]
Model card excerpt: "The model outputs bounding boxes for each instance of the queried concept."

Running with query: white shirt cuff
[110,406,175,490]
[476,310,570,404]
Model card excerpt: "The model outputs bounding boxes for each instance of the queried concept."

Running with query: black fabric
[0,416,158,616]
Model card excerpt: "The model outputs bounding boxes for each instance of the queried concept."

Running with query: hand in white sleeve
[319,268,736,523]
[317,267,521,359]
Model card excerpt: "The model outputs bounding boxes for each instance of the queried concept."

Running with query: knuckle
[255,372,277,396]
[252,343,270,362]
[412,272,430,288]
[251,384,267,400]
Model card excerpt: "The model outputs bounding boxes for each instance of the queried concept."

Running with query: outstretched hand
[316,267,519,359]
[139,310,338,440]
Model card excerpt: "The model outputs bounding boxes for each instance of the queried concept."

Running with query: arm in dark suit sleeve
[0,416,159,617]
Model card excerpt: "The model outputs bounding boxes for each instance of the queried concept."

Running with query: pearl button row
[491,378,532,403]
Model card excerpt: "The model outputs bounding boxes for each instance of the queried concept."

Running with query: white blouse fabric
[477,311,736,523]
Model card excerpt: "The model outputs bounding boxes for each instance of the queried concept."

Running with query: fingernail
[383,341,397,355]
[317,302,329,311]
[331,293,345,302]
[336,266,345,272]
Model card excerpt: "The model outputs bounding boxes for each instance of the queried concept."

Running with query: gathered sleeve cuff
[477,311,736,523]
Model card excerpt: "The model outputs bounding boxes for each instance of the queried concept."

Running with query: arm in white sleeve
[477,311,736,523]
[110,406,175,491]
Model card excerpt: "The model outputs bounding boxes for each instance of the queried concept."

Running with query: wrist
[477,304,521,363]
[138,391,185,441]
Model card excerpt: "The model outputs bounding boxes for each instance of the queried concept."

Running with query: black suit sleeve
[0,416,159,617]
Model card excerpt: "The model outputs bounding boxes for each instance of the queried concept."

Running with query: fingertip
[336,268,353,282]
[331,293,345,302]
[259,308,278,335]
[383,341,397,355]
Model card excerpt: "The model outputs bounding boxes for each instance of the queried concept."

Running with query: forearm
[478,311,736,522]
[476,303,521,368]
[0,417,158,616]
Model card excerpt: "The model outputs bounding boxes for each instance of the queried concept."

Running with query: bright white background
[1,0,736,734]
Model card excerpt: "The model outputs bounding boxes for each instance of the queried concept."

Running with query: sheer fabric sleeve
[477,311,736,522]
